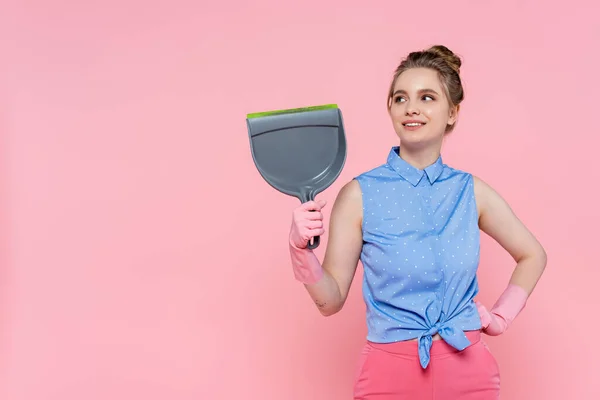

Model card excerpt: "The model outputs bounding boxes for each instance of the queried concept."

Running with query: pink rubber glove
[288,199,327,284]
[476,283,529,336]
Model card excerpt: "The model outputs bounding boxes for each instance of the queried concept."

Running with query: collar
[386,146,444,186]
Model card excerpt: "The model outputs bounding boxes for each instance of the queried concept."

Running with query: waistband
[367,330,481,357]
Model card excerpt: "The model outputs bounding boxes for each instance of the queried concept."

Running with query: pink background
[2,1,599,399]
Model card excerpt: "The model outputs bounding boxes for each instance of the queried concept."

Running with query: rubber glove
[476,283,529,336]
[288,199,327,284]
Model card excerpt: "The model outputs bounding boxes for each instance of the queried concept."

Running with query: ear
[448,104,459,126]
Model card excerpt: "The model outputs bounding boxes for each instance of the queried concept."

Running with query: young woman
[287,45,547,399]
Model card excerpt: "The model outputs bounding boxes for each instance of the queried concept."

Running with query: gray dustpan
[246,104,347,249]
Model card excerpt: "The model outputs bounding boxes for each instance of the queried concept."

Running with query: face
[388,67,458,148]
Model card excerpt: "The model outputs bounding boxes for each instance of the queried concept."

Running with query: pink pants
[353,331,500,399]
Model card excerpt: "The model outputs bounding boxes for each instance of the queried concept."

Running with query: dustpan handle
[300,190,321,250]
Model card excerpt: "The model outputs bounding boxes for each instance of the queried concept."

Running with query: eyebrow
[393,88,440,96]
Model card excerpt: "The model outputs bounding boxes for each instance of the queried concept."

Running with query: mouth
[402,121,426,130]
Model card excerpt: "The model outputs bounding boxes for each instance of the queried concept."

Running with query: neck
[398,141,442,170]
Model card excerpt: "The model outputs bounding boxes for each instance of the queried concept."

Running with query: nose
[405,101,420,115]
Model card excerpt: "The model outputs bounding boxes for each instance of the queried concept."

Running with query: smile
[403,122,426,130]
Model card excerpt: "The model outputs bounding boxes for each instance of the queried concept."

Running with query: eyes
[394,94,435,103]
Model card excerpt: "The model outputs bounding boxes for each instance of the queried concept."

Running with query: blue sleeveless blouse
[353,146,483,369]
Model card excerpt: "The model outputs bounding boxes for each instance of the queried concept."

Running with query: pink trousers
[353,331,500,399]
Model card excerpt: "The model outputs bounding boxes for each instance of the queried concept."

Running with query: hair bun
[426,45,461,74]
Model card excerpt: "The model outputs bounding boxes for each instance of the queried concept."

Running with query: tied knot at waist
[417,320,472,369]
[424,321,444,337]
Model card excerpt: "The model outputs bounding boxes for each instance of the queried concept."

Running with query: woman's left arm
[473,175,547,335]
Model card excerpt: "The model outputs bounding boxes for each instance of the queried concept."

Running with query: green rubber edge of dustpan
[246,104,338,119]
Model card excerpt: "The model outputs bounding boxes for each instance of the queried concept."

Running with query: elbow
[524,243,547,272]
[540,245,547,262]
[539,247,548,270]
[519,241,547,268]
[320,308,340,317]
[534,241,548,268]
[318,301,344,317]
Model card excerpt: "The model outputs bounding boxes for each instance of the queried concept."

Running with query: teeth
[405,123,423,127]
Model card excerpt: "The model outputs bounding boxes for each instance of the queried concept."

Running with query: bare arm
[304,179,364,316]
[474,176,547,295]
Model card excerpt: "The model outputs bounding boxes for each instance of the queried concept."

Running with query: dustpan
[246,104,347,249]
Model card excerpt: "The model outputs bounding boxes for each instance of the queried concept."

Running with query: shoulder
[472,174,487,192]
[471,174,505,218]
[472,174,496,200]
[441,163,473,182]
[329,179,363,227]
[439,165,492,216]
[338,178,362,201]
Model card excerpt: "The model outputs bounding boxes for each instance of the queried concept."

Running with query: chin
[398,125,444,145]
[398,131,430,144]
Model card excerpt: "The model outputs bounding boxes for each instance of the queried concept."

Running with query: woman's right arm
[288,179,363,316]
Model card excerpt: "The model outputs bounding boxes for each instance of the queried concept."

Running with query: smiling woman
[386,45,464,168]
[286,44,547,399]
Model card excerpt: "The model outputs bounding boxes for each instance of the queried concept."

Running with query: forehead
[393,68,442,93]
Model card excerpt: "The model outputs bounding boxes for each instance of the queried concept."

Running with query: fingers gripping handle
[301,189,320,250]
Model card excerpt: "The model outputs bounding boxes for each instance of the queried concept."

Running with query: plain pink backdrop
[2,1,599,399]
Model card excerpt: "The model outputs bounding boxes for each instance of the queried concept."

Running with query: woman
[287,45,547,399]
